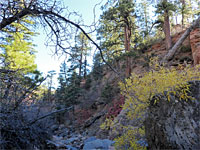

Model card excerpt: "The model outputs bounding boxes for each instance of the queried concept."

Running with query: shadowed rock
[145,80,200,150]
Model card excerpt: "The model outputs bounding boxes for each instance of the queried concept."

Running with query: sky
[33,0,106,87]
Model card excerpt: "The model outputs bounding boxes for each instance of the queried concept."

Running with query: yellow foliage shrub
[114,58,200,149]
[100,118,114,130]
[120,58,200,120]
[114,126,146,150]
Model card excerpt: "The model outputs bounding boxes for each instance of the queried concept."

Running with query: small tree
[72,32,91,79]
[56,62,81,106]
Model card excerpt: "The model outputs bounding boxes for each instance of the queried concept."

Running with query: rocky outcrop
[190,28,200,65]
[145,80,200,150]
[147,27,200,65]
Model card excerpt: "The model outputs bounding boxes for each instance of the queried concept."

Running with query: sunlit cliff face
[190,28,200,65]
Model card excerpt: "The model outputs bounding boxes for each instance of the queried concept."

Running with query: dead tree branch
[0,2,120,77]
[37,9,120,76]
[28,106,73,126]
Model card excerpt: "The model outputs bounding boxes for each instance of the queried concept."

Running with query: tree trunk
[124,23,131,77]
[181,0,186,28]
[161,16,200,64]
[79,40,83,77]
[79,53,83,77]
[84,55,87,79]
[164,8,172,50]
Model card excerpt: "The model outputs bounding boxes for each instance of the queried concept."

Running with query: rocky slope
[52,26,200,149]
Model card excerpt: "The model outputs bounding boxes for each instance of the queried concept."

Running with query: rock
[58,128,69,137]
[83,138,115,150]
[66,137,79,144]
[190,28,200,65]
[84,136,96,143]
[145,80,200,149]
[52,135,63,141]
[108,146,115,150]
[171,24,183,35]
[136,140,148,147]
[66,145,78,150]
[46,138,66,149]
[59,124,66,130]
[109,108,136,140]
[51,124,59,131]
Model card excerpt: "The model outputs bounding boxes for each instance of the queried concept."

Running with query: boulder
[145,80,200,149]
[84,136,97,143]
[83,138,114,150]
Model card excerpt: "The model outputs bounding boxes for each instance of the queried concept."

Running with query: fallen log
[161,16,200,64]
[84,111,105,128]
[28,106,74,126]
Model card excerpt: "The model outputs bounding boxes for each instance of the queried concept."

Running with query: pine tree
[176,0,200,27]
[58,61,68,88]
[97,0,137,77]
[75,32,91,78]
[46,70,56,101]
[155,0,176,50]
[0,14,37,74]
[68,32,91,79]
[2,32,37,73]
[92,52,103,80]
[137,1,151,36]
[135,0,152,47]
[0,3,43,99]
[56,61,81,106]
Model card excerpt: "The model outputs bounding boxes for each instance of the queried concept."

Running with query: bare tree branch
[38,9,120,75]
[0,3,121,77]
[28,106,73,125]
[14,76,47,110]
[0,8,30,30]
